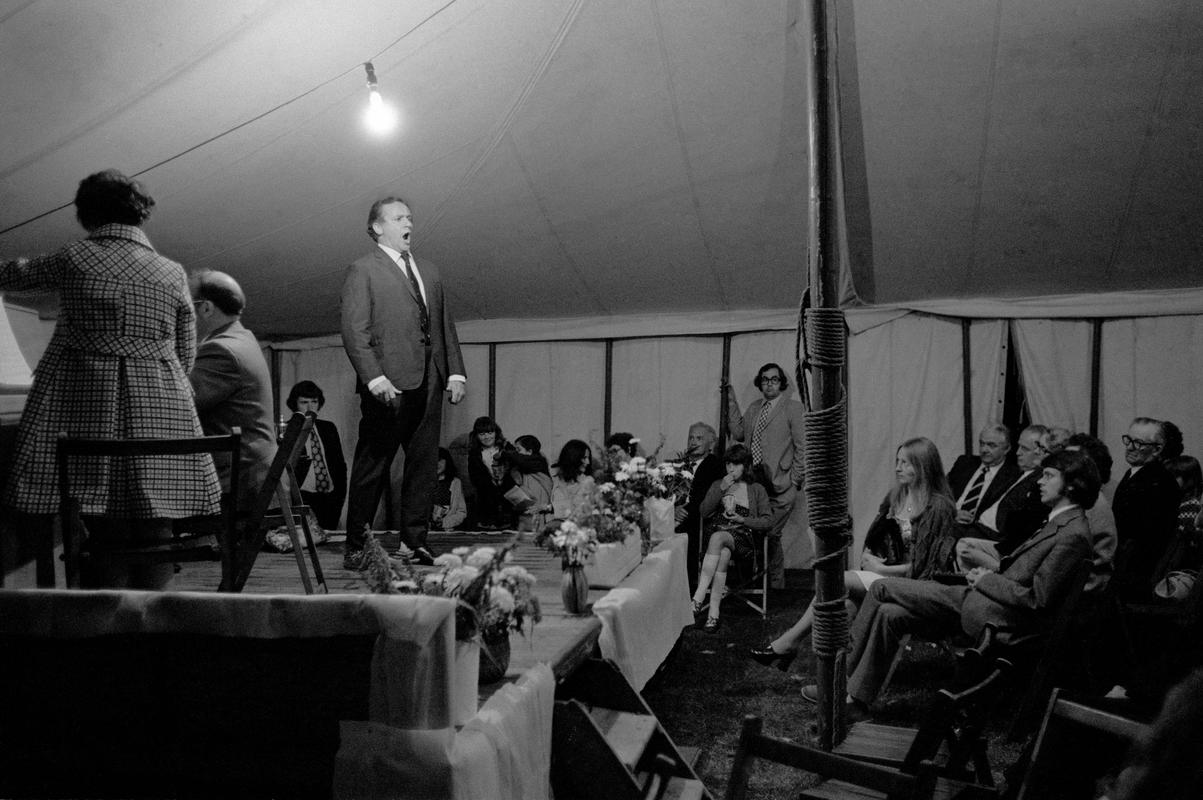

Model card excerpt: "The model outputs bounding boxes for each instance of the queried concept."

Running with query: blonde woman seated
[691,444,774,633]
[748,436,958,670]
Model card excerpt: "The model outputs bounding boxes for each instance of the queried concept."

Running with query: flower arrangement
[358,532,540,641]
[535,518,599,566]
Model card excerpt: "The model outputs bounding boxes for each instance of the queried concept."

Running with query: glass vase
[561,562,590,615]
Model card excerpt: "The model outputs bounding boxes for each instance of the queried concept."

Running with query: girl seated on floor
[691,444,773,633]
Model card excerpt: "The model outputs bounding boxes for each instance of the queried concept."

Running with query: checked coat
[0,224,221,517]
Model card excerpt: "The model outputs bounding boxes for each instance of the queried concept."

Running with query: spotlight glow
[364,89,398,135]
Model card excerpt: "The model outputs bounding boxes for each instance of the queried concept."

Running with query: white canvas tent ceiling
[1,0,1201,339]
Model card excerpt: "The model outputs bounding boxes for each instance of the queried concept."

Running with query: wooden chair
[1009,688,1145,800]
[225,412,325,593]
[696,516,770,618]
[56,429,242,589]
[834,652,1011,789]
[726,715,940,800]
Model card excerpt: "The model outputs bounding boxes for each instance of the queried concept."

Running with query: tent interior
[3,0,1203,565]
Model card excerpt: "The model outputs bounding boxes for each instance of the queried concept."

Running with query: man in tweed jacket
[189,270,276,510]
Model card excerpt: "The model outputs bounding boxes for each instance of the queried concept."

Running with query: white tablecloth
[593,533,695,690]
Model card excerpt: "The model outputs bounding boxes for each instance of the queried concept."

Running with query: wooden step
[662,776,707,800]
[677,745,701,768]
[589,707,658,770]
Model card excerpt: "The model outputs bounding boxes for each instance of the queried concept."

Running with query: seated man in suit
[948,424,1021,531]
[189,270,277,510]
[673,422,726,592]
[802,449,1099,714]
[956,424,1049,570]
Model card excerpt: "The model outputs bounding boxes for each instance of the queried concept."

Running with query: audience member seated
[603,431,638,475]
[0,169,222,589]
[1113,417,1182,600]
[285,380,347,530]
[466,416,509,529]
[1041,426,1073,454]
[1160,420,1185,461]
[948,424,1021,530]
[190,270,278,510]
[691,444,773,634]
[955,424,1050,571]
[1150,455,1203,600]
[1107,666,1203,800]
[1065,432,1118,591]
[499,434,553,531]
[803,449,1100,715]
[748,436,957,671]
[430,447,467,531]
[674,422,726,592]
[551,439,596,519]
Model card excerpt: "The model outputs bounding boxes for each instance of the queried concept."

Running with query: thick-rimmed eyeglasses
[1121,435,1158,450]
[760,376,783,384]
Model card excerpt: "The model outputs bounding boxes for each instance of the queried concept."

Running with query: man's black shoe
[342,550,366,571]
[411,546,438,567]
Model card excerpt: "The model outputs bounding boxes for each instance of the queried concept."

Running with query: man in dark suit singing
[341,197,466,568]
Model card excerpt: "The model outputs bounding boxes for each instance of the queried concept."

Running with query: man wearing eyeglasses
[1112,417,1180,599]
[726,362,806,588]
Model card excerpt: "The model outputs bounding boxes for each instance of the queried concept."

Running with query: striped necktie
[960,466,989,515]
[399,251,429,333]
[750,402,772,463]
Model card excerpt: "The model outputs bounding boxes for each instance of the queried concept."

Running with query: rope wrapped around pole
[802,306,851,657]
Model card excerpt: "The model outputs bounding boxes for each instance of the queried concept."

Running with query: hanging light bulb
[362,61,398,136]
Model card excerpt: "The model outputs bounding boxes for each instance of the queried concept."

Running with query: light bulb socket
[364,61,379,90]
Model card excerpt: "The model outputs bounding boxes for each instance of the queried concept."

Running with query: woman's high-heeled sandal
[748,642,797,672]
[703,617,720,633]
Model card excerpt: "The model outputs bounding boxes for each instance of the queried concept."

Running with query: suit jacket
[191,320,277,506]
[340,247,465,392]
[961,507,1093,639]
[991,471,1047,553]
[294,418,347,508]
[729,396,805,494]
[1112,460,1181,596]
[947,455,1021,521]
[676,453,725,534]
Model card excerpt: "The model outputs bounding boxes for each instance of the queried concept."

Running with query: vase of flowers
[357,531,540,721]
[535,519,597,614]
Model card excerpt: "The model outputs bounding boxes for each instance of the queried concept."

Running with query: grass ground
[642,569,1027,799]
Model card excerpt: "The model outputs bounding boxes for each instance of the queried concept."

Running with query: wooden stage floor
[171,530,605,682]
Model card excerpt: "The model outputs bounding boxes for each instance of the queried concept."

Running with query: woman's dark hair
[556,439,591,482]
[1164,456,1202,500]
[1041,449,1101,510]
[75,169,155,230]
[1161,420,1185,461]
[472,416,502,439]
[1066,432,1114,485]
[723,443,755,483]
[515,434,541,454]
[754,362,789,391]
[605,432,637,457]
[286,380,325,412]
[437,446,459,482]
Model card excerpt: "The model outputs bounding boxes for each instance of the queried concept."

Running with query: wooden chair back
[225,412,320,592]
[1013,688,1145,800]
[725,716,938,800]
[56,429,241,589]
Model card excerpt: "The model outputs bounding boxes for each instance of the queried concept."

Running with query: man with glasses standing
[1112,417,1181,599]
[727,362,806,588]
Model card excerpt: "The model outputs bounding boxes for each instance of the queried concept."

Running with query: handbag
[503,485,536,512]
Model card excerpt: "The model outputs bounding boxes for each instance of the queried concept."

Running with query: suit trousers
[301,490,342,532]
[344,353,443,552]
[846,577,968,704]
[766,487,796,589]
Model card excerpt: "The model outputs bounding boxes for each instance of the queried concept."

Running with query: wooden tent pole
[806,0,851,749]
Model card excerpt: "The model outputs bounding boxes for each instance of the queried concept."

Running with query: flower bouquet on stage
[357,530,540,724]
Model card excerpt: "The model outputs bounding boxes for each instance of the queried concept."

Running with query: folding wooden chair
[696,516,770,618]
[726,715,940,800]
[225,412,325,593]
[56,429,241,589]
[1010,688,1145,800]
[834,651,1012,789]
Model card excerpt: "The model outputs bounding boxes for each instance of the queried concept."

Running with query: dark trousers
[300,490,343,531]
[344,358,442,553]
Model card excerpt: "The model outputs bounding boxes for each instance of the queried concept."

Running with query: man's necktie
[960,466,989,515]
[750,402,772,464]
[310,429,332,493]
[399,252,429,333]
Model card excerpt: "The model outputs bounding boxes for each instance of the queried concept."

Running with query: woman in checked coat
[0,170,221,587]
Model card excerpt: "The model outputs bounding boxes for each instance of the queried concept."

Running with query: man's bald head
[190,269,246,316]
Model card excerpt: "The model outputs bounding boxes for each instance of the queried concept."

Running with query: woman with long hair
[691,444,774,633]
[748,436,958,669]
[551,439,595,519]
[467,416,508,529]
[430,447,467,531]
